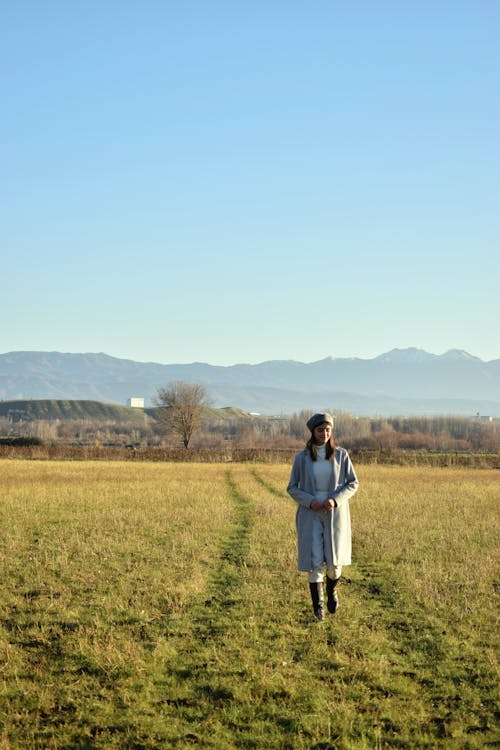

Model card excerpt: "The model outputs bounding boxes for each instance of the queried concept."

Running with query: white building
[127,397,145,408]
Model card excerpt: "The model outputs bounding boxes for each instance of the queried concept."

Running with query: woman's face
[313,422,332,445]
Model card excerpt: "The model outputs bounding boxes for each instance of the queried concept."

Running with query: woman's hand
[309,497,337,511]
[310,498,337,511]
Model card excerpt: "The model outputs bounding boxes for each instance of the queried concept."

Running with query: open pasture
[0,460,498,749]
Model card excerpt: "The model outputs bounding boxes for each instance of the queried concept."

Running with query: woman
[287,412,359,621]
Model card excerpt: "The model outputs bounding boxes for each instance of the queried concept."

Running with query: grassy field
[0,460,498,749]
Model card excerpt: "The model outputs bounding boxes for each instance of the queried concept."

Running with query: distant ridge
[373,347,482,363]
[0,399,148,423]
[0,349,498,417]
[0,399,250,423]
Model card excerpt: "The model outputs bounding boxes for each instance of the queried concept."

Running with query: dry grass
[0,460,497,748]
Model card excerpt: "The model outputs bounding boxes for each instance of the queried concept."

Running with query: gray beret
[306,412,334,432]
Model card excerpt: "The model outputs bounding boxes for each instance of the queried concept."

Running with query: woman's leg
[308,516,325,620]
[326,565,342,580]
[325,565,342,614]
[309,514,325,581]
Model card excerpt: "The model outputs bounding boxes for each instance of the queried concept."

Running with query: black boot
[309,582,324,621]
[326,576,340,614]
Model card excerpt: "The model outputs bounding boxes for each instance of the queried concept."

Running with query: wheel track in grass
[161,468,256,745]
[195,468,253,625]
[249,468,287,498]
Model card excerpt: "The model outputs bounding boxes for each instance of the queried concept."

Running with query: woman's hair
[307,432,336,461]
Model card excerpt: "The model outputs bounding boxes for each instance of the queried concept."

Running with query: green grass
[0,461,498,748]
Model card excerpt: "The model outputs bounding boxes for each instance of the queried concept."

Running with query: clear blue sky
[2,1,499,364]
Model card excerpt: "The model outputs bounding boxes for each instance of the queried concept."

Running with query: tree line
[0,381,498,453]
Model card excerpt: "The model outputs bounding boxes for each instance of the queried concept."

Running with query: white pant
[308,511,342,583]
[308,566,342,584]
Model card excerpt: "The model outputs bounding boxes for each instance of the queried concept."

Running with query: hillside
[0,400,149,424]
[0,400,251,424]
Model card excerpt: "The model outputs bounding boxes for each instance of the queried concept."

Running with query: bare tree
[155,381,211,448]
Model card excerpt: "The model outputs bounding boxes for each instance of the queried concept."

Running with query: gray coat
[287,446,359,571]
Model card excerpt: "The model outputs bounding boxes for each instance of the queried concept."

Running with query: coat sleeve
[287,453,315,509]
[333,450,359,509]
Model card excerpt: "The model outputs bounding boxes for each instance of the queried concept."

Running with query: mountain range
[0,349,499,417]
